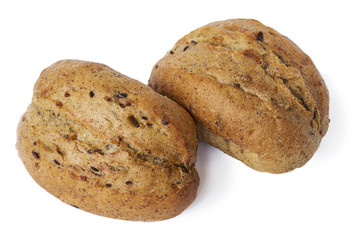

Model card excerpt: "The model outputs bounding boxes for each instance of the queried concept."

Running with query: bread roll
[16,60,199,221]
[149,19,329,173]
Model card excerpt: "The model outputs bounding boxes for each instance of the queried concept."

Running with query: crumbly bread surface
[16,60,199,221]
[149,19,329,173]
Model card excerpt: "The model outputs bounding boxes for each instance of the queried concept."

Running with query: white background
[1,0,359,239]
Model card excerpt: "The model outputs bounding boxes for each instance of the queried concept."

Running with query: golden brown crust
[149,19,329,173]
[16,60,199,221]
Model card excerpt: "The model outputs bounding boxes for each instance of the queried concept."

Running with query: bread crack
[28,102,180,173]
[183,26,322,132]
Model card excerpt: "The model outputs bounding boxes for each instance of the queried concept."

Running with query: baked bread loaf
[16,60,199,221]
[149,19,329,173]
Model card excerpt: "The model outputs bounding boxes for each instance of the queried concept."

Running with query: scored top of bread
[34,60,197,168]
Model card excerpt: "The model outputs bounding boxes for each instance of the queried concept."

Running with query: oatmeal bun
[16,60,199,221]
[149,19,329,173]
